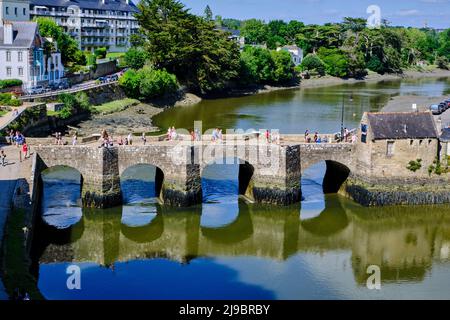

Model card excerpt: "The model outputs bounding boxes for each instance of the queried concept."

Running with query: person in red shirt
[22,143,28,160]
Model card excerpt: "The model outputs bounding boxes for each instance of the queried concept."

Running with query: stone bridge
[34,140,356,208]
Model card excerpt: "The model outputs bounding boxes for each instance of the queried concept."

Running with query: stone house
[356,112,440,178]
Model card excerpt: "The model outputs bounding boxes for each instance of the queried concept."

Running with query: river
[32,77,450,300]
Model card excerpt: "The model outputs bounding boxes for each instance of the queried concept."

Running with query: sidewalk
[0,145,21,300]
[0,106,26,132]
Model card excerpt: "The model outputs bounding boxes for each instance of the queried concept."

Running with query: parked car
[438,102,448,112]
[444,99,450,109]
[430,104,444,115]
[109,74,119,81]
[28,85,45,95]
[97,76,107,83]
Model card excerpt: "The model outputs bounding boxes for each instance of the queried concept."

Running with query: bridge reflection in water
[33,165,450,299]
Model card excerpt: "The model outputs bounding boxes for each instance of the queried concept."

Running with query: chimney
[3,22,13,45]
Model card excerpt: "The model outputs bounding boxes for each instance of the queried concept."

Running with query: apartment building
[30,0,139,52]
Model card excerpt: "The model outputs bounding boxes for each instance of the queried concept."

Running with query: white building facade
[0,0,64,91]
[30,0,139,52]
[0,0,29,23]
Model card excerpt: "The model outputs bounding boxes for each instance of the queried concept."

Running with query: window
[18,51,23,62]
[6,51,11,62]
[386,141,395,157]
[23,8,26,16]
[18,67,23,76]
[6,67,12,77]
[6,7,9,15]
[14,7,17,16]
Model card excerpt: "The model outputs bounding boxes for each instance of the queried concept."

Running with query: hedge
[0,79,23,89]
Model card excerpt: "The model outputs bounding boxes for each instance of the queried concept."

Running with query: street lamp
[340,94,353,142]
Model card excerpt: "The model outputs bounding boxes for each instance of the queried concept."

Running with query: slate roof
[218,27,241,37]
[367,112,438,140]
[441,128,450,142]
[31,0,139,13]
[0,21,38,48]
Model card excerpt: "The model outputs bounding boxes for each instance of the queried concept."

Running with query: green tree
[204,5,213,21]
[124,47,148,69]
[241,19,269,44]
[119,69,141,98]
[300,54,326,76]
[136,0,240,93]
[318,47,349,77]
[139,66,179,99]
[240,46,274,84]
[270,50,295,83]
[35,17,85,67]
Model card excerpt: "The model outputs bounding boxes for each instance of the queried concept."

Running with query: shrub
[119,69,141,98]
[124,47,148,70]
[139,67,179,99]
[0,93,22,106]
[57,92,91,118]
[0,79,22,89]
[436,56,449,70]
[119,67,179,100]
[406,159,422,172]
[300,54,326,76]
[94,47,107,59]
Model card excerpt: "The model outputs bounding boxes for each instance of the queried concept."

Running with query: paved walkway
[0,106,27,131]
[0,145,21,300]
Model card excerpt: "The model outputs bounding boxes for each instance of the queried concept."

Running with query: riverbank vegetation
[92,98,140,115]
[129,0,450,96]
[57,92,91,119]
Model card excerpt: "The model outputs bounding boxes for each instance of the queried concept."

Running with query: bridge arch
[120,164,165,203]
[40,165,83,229]
[200,157,255,201]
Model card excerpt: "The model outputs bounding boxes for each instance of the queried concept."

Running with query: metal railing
[19,80,118,101]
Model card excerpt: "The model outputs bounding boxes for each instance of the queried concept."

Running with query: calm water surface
[33,78,450,300]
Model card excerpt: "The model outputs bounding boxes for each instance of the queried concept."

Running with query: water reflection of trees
[34,197,450,284]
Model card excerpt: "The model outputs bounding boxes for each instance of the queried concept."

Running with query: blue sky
[177,0,450,29]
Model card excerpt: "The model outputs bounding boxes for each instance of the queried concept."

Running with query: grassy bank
[92,98,140,115]
[1,208,43,300]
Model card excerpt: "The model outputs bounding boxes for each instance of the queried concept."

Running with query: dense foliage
[35,18,86,68]
[94,47,107,59]
[133,1,450,93]
[220,16,450,76]
[136,0,240,94]
[119,67,179,100]
[0,93,22,106]
[58,92,90,119]
[124,47,148,70]
[0,79,22,89]
[239,47,295,84]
